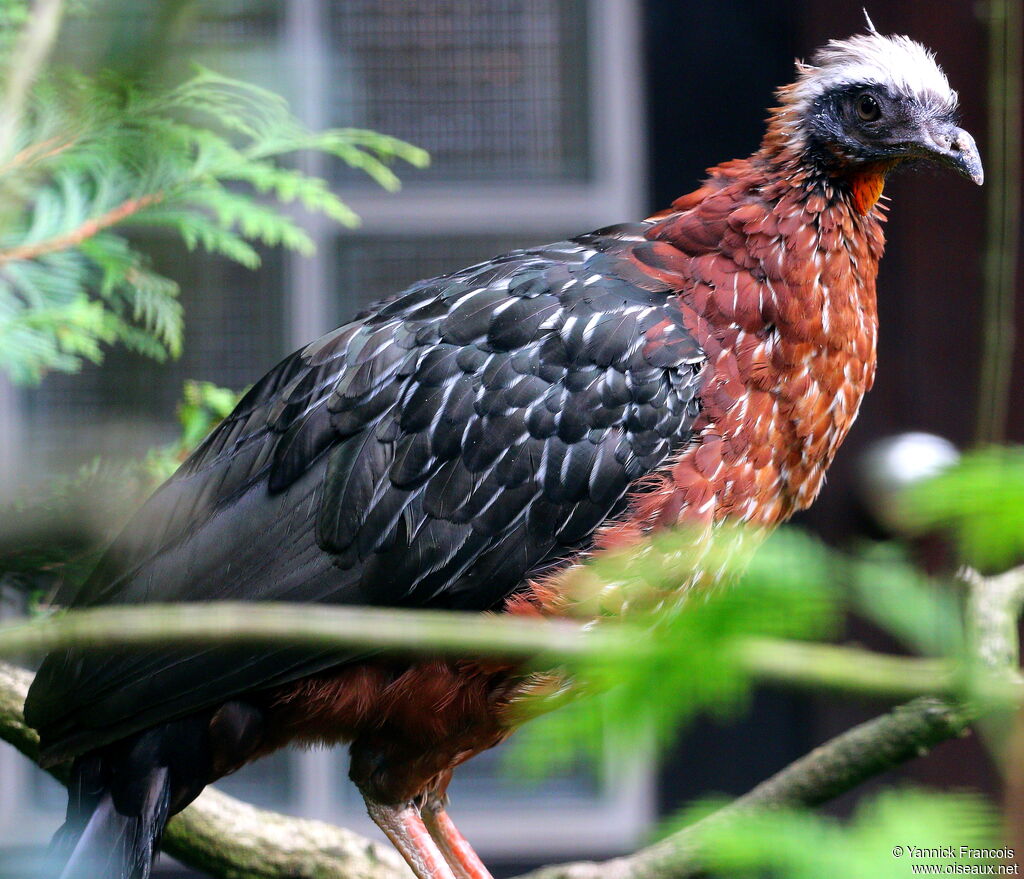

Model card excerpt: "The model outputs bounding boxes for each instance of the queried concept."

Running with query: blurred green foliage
[672,789,1001,878]
[849,543,966,658]
[511,528,840,775]
[145,378,242,480]
[514,447,1024,779]
[0,379,240,608]
[0,1,427,383]
[507,447,1024,874]
[903,446,1024,572]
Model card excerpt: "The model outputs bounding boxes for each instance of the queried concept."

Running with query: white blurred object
[857,432,960,534]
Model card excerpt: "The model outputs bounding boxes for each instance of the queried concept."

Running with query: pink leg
[422,804,494,879]
[365,799,458,879]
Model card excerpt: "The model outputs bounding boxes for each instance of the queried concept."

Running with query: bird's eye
[856,94,882,122]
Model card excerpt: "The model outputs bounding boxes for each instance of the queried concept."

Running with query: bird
[25,24,982,879]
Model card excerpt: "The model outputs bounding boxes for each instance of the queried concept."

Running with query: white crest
[780,31,958,145]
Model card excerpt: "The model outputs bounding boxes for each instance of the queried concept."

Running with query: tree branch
[0,601,602,660]
[5,601,1020,704]
[0,193,164,264]
[0,135,77,177]
[975,0,1022,443]
[737,638,964,700]
[0,0,65,161]
[964,564,1024,671]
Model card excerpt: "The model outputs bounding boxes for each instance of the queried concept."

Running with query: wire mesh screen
[54,0,285,91]
[21,242,287,470]
[182,0,287,94]
[211,749,299,810]
[445,741,601,803]
[326,0,591,183]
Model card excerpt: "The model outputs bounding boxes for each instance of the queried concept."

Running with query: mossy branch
[0,602,602,661]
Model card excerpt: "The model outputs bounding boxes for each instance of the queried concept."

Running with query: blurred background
[0,0,1018,876]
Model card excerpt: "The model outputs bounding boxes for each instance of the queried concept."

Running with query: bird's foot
[422,802,495,879]
[366,799,457,879]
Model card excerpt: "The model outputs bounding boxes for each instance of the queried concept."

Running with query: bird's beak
[915,121,984,185]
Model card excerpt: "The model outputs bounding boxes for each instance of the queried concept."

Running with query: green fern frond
[0,289,118,382]
[0,14,427,383]
[223,161,362,227]
[79,233,182,354]
[184,185,315,255]
[132,206,261,267]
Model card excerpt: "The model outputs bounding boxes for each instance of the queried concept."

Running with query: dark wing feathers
[26,223,706,761]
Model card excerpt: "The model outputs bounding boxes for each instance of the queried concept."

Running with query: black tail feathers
[44,703,266,879]
[51,759,170,879]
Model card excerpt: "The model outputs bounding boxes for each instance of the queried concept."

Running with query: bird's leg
[365,798,458,879]
[422,795,494,879]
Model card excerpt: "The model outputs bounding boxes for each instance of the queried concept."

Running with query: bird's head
[767,21,982,211]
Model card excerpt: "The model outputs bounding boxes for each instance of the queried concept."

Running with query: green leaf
[175,379,243,451]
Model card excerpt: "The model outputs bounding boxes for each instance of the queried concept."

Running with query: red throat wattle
[848,163,896,215]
